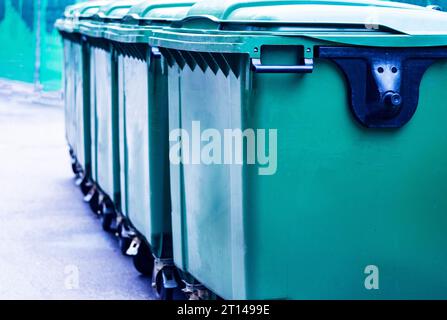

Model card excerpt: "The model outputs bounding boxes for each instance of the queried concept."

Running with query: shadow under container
[150,0,447,299]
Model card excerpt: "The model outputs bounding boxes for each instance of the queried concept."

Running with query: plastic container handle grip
[151,47,162,58]
[251,58,313,74]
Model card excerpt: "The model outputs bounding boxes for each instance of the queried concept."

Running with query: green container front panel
[167,46,447,299]
[90,46,119,201]
[118,51,172,257]
[90,49,98,183]
[63,38,75,150]
[73,42,85,170]
[118,54,127,216]
[62,36,90,175]
[118,55,151,232]
[168,61,245,298]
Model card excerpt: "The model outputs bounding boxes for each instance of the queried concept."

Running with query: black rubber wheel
[132,241,154,276]
[100,200,116,232]
[155,269,187,300]
[79,179,91,196]
[117,224,132,255]
[118,235,132,256]
[89,190,100,214]
[101,213,114,232]
[155,271,173,300]
[71,162,81,176]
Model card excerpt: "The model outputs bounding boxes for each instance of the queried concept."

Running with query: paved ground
[0,93,155,300]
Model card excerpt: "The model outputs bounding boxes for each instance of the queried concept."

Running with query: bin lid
[126,0,197,22]
[150,0,447,49]
[96,0,143,21]
[56,1,112,33]
[104,0,197,43]
[79,1,139,38]
[77,1,115,20]
[384,0,444,11]
[55,4,77,33]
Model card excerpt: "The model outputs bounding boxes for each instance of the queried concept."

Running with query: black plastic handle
[251,58,313,74]
[151,47,162,58]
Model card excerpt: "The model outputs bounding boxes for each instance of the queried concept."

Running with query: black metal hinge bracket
[318,46,447,128]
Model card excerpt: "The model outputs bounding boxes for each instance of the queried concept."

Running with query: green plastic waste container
[151,0,447,299]
[78,1,139,223]
[56,5,77,168]
[56,1,111,190]
[57,3,84,175]
[102,0,196,297]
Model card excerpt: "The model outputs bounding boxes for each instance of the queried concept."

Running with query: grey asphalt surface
[0,94,155,300]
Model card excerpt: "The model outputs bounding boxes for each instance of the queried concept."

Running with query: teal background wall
[0,0,79,92]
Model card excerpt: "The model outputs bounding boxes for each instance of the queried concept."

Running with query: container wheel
[71,161,81,176]
[118,235,132,256]
[155,268,187,301]
[79,178,91,196]
[117,224,132,255]
[100,200,116,232]
[101,212,114,232]
[132,241,154,276]
[88,190,100,215]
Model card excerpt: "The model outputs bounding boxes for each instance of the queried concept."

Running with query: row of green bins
[56,1,111,186]
[78,1,140,218]
[102,0,197,293]
[149,0,447,299]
